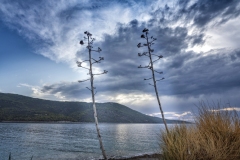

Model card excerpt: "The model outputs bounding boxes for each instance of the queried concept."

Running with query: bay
[0,123,171,160]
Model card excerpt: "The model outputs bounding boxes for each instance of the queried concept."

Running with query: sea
[0,123,173,160]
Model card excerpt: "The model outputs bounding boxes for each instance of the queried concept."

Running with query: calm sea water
[0,123,171,160]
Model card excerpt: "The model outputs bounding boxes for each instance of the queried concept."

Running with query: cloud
[18,83,66,100]
[212,107,240,112]
[1,0,240,116]
[40,82,86,100]
[148,111,194,121]
[29,1,240,113]
[0,0,157,67]
[18,83,48,98]
[176,0,240,27]
[167,49,240,97]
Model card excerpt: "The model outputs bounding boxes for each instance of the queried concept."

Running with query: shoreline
[0,121,190,124]
[105,153,162,160]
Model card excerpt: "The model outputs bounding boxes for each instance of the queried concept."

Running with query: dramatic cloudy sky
[1,0,240,121]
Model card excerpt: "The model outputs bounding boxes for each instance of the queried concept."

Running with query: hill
[0,93,185,123]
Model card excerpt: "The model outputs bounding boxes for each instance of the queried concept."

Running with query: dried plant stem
[145,32,169,133]
[87,36,107,160]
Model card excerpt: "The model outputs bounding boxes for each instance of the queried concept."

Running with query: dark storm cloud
[100,20,201,76]
[57,1,111,21]
[166,49,240,96]
[98,17,240,98]
[40,0,240,101]
[230,50,240,62]
[179,0,240,26]
[40,77,149,101]
[167,53,193,69]
[42,27,240,100]
[71,21,202,98]
[150,0,240,28]
[41,82,88,99]
[57,0,150,22]
[152,27,189,56]
[100,20,144,77]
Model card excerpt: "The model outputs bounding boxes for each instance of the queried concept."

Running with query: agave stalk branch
[79,31,107,159]
[86,35,107,159]
[139,29,169,133]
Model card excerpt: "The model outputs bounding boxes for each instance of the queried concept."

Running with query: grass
[160,102,240,160]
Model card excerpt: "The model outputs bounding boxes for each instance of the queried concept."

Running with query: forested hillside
[0,93,184,123]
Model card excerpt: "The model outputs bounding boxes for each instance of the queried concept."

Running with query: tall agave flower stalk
[77,31,108,159]
[137,28,169,133]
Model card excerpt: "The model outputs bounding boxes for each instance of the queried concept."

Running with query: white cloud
[103,92,155,105]
[18,83,46,97]
[148,111,194,122]
[211,107,240,112]
[18,83,66,100]
[0,0,159,69]
[188,18,240,53]
[207,18,240,49]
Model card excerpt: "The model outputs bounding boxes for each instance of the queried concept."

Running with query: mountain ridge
[0,92,186,123]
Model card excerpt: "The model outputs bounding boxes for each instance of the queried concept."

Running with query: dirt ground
[106,153,162,160]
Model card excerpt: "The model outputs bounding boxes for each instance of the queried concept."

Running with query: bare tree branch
[154,70,163,74]
[138,65,150,69]
[92,47,102,52]
[91,57,104,64]
[93,70,108,76]
[144,77,152,80]
[156,77,165,81]
[76,61,90,70]
[149,83,154,86]
[86,87,92,91]
[78,79,90,83]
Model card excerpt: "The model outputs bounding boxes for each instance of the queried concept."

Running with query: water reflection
[99,123,163,157]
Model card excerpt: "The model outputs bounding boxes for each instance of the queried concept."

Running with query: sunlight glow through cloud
[211,107,240,112]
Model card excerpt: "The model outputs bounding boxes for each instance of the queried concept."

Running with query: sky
[0,0,240,121]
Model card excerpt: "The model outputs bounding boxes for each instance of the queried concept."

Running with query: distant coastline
[0,121,191,124]
[0,92,189,124]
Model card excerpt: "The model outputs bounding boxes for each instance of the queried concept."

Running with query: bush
[160,103,240,160]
